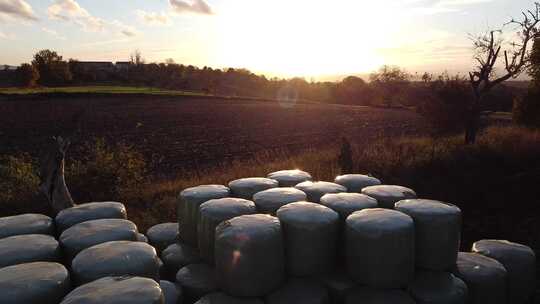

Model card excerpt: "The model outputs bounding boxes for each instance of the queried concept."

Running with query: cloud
[42,27,66,40]
[0,0,38,21]
[136,10,171,25]
[169,0,213,15]
[408,0,492,15]
[110,20,140,37]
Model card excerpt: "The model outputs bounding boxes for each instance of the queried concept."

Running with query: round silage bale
[176,263,218,302]
[72,240,160,285]
[267,169,313,187]
[215,214,285,297]
[316,270,357,304]
[0,234,61,268]
[60,218,138,260]
[472,239,536,304]
[408,270,468,304]
[295,181,347,203]
[345,208,415,288]
[334,174,381,192]
[345,287,416,304]
[452,252,507,304]
[137,233,149,243]
[195,292,264,304]
[276,202,339,276]
[55,202,127,233]
[162,242,201,278]
[395,199,461,271]
[253,187,307,214]
[198,198,256,264]
[320,193,378,221]
[361,185,417,209]
[265,278,330,304]
[147,222,179,252]
[228,177,279,199]
[178,185,230,246]
[160,280,183,304]
[0,213,54,239]
[60,276,163,304]
[0,262,70,304]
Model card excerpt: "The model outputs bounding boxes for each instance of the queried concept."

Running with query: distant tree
[130,50,145,65]
[514,37,540,128]
[335,76,369,105]
[16,63,39,87]
[369,65,411,107]
[31,49,72,86]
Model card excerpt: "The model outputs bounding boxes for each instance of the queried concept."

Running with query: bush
[0,154,41,215]
[16,63,39,87]
[513,87,540,128]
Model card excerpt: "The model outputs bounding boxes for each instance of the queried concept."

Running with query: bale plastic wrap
[198,198,256,264]
[395,199,461,271]
[215,214,285,297]
[472,239,536,304]
[0,262,70,304]
[361,185,417,209]
[316,270,357,304]
[147,222,179,252]
[176,263,218,302]
[55,202,127,232]
[345,287,416,304]
[265,278,330,304]
[161,242,201,277]
[294,181,347,203]
[276,202,339,276]
[345,208,415,288]
[59,218,138,260]
[267,169,313,187]
[137,233,149,243]
[0,234,61,267]
[60,276,163,304]
[0,213,54,239]
[160,280,183,304]
[253,187,307,214]
[72,240,160,285]
[177,185,230,246]
[195,292,264,304]
[320,193,378,221]
[452,252,507,304]
[228,177,278,199]
[334,174,381,193]
[408,270,468,304]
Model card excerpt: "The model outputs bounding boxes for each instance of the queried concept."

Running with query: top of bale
[228,178,279,199]
[267,170,313,187]
[277,202,339,227]
[472,239,536,260]
[180,185,230,202]
[200,198,256,219]
[319,193,378,220]
[361,185,416,208]
[346,208,414,234]
[334,174,381,192]
[253,188,307,214]
[0,213,54,239]
[55,202,127,232]
[454,252,507,280]
[295,181,347,202]
[395,199,461,217]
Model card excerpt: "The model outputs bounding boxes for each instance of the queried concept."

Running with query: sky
[0,0,536,79]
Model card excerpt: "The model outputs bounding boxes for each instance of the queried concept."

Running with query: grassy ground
[0,86,209,96]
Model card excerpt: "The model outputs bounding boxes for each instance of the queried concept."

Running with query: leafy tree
[15,63,39,87]
[513,37,540,128]
[31,49,72,86]
[369,65,411,107]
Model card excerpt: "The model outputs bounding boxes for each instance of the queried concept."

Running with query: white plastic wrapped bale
[176,263,218,302]
[276,202,339,276]
[60,276,163,304]
[0,214,54,239]
[295,181,347,203]
[178,185,230,246]
[161,243,201,277]
[60,218,138,260]
[316,270,357,304]
[228,177,279,199]
[0,262,70,304]
[345,288,416,304]
[345,208,415,288]
[334,174,381,193]
[452,252,507,304]
[198,198,256,264]
[319,193,378,221]
[408,270,468,304]
[72,240,160,285]
[215,214,285,297]
[0,234,61,268]
[195,292,264,304]
[361,185,417,209]
[160,280,183,304]
[472,239,536,304]
[147,223,179,252]
[395,199,461,271]
[267,169,313,187]
[137,233,149,243]
[55,202,127,233]
[253,187,307,215]
[265,278,330,304]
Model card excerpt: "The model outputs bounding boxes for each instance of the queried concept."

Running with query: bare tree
[466,2,540,144]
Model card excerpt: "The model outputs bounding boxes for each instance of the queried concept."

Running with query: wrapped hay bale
[72,240,160,285]
[198,198,256,264]
[0,234,61,268]
[178,185,230,246]
[361,185,416,209]
[452,252,507,304]
[295,181,347,203]
[276,202,339,276]
[195,292,264,304]
[176,263,218,302]
[320,193,378,221]
[55,202,127,233]
[228,177,278,199]
[60,218,138,260]
[160,280,183,304]
[161,243,201,278]
[0,262,70,304]
[147,222,179,252]
[60,276,163,304]
[345,287,415,304]
[0,214,54,239]
[345,208,415,288]
[395,199,461,271]
[137,233,149,243]
[253,187,307,214]
[265,278,330,304]
[334,174,381,193]
[215,214,285,297]
[408,270,468,304]
[316,270,357,304]
[472,240,536,304]
[267,169,313,187]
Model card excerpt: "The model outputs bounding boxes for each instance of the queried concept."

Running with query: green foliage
[0,154,40,214]
[31,49,72,86]
[15,63,39,87]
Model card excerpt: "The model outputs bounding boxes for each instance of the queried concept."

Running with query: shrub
[0,153,41,215]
